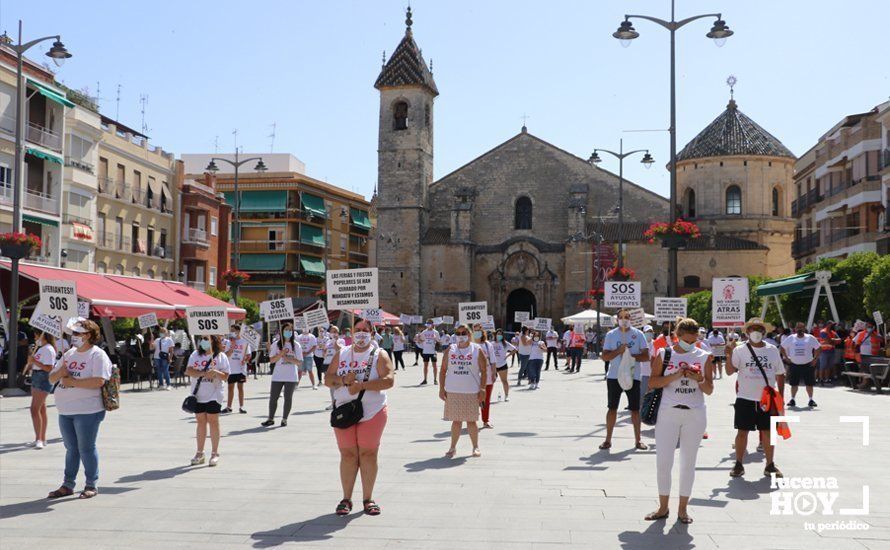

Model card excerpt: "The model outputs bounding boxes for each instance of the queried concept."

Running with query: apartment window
[114,264,124,275]
[209,267,217,286]
[210,217,218,236]
[725,186,742,215]
[683,275,701,288]
[197,213,206,232]
[133,171,142,203]
[116,217,124,249]
[97,261,107,273]
[132,266,141,277]
[147,269,155,279]
[340,235,347,252]
[326,229,332,250]
[772,187,781,217]
[269,228,283,251]
[147,227,155,256]
[1,165,12,187]
[159,229,167,257]
[183,212,190,237]
[65,249,89,271]
[131,224,140,253]
[67,192,90,222]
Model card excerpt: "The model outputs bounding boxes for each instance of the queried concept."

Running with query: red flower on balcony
[222,269,251,285]
[643,218,702,244]
[606,266,636,281]
[587,288,605,298]
[0,232,42,249]
[577,297,595,309]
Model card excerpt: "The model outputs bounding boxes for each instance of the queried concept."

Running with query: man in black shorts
[599,310,649,451]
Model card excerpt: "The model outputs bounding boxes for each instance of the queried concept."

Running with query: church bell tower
[374,7,438,315]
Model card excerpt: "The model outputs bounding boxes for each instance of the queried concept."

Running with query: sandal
[635,441,649,451]
[335,498,353,516]
[79,487,99,499]
[363,499,381,516]
[599,441,612,450]
[47,486,74,499]
[645,510,670,521]
[445,448,456,458]
[678,515,693,524]
[472,448,482,457]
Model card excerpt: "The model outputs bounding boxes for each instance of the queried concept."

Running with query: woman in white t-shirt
[313,327,328,381]
[47,319,113,500]
[186,335,230,467]
[525,330,547,390]
[391,327,406,370]
[439,324,488,458]
[325,319,395,517]
[473,324,497,429]
[24,332,57,449]
[490,329,516,401]
[645,318,714,525]
[261,323,303,427]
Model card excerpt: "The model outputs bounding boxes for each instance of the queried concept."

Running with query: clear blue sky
[6,0,888,200]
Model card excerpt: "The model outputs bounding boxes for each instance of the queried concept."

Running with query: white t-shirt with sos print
[781,334,821,366]
[731,343,785,401]
[333,346,386,422]
[226,338,253,375]
[32,344,57,370]
[445,343,483,394]
[52,346,113,415]
[298,333,317,356]
[658,347,709,409]
[420,329,439,354]
[187,351,231,404]
[270,341,303,382]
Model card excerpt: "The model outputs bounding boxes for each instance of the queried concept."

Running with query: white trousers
[655,404,707,497]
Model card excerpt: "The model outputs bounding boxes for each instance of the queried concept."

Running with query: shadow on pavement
[0,438,63,455]
[227,425,279,436]
[497,432,538,438]
[116,465,196,483]
[566,447,637,471]
[404,456,468,472]
[250,512,359,547]
[618,519,695,549]
[0,486,137,520]
[707,476,771,502]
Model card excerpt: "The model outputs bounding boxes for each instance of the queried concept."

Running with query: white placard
[39,279,78,327]
[604,281,641,309]
[874,311,884,326]
[304,306,330,329]
[600,315,614,328]
[574,323,585,334]
[77,300,90,318]
[481,315,495,331]
[458,302,488,325]
[514,311,530,322]
[138,312,159,330]
[628,308,647,329]
[413,315,424,324]
[442,315,454,325]
[533,317,552,331]
[325,268,379,310]
[361,308,384,323]
[654,297,688,323]
[186,306,228,336]
[261,298,294,322]
[29,312,62,339]
[431,316,443,326]
[241,323,261,349]
[399,314,412,325]
[522,320,536,329]
[712,278,747,327]
[294,316,307,332]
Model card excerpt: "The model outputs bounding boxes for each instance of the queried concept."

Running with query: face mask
[533,337,540,342]
[644,332,653,342]
[457,335,469,344]
[797,329,805,336]
[353,332,372,346]
[71,335,84,348]
[199,340,211,351]
[283,330,293,339]
[748,331,763,344]
[473,331,482,340]
[229,332,236,339]
[619,319,631,329]
[426,324,433,329]
[496,335,503,342]
[678,339,696,352]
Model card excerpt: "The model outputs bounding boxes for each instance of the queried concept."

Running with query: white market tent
[561,309,656,328]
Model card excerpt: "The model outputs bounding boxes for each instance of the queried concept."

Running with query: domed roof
[677,99,794,162]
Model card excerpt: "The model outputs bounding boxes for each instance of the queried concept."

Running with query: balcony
[828,227,858,245]
[0,184,11,205]
[883,149,890,170]
[24,188,60,215]
[65,156,95,174]
[792,231,820,257]
[96,231,131,252]
[26,122,63,152]
[97,177,128,200]
[183,227,209,244]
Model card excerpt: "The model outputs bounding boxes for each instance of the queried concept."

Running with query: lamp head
[254,159,268,172]
[707,19,733,47]
[641,152,655,168]
[588,151,602,165]
[613,20,639,47]
[47,40,72,67]
[205,160,219,173]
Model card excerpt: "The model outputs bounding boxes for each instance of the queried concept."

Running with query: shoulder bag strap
[663,347,672,372]
[192,352,218,396]
[746,343,772,387]
[355,347,378,402]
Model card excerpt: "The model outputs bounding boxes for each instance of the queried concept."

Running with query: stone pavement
[1,357,888,549]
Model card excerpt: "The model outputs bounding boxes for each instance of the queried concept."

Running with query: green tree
[684,290,711,325]
[833,252,880,320]
[864,255,890,318]
[207,288,260,324]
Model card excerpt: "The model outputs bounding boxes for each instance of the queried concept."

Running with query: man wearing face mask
[727,318,785,478]
[418,320,440,385]
[780,322,821,408]
[600,310,650,450]
[639,325,655,401]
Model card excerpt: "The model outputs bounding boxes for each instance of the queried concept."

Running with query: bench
[844,361,890,393]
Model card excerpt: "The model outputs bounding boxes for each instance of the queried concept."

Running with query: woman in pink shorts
[325,319,394,516]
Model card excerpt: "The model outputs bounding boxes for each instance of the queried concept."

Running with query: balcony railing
[0,184,11,205]
[97,231,131,252]
[239,239,288,252]
[65,157,94,174]
[183,227,209,244]
[829,227,858,244]
[24,188,60,215]
[792,231,820,257]
[26,122,63,152]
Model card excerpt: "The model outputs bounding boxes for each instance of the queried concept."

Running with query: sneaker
[190,453,205,466]
[164,386,173,391]
[808,400,817,408]
[325,404,334,411]
[261,419,275,427]
[764,462,783,478]
[729,461,745,478]
[239,408,247,414]
[757,443,763,452]
[420,380,428,385]
[26,440,38,447]
[221,407,233,414]
[209,454,220,467]
[35,440,46,449]
[787,399,796,407]
[281,419,288,427]
[505,396,510,402]
[312,385,319,391]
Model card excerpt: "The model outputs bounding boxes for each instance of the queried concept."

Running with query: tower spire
[726,75,738,109]
[405,5,413,35]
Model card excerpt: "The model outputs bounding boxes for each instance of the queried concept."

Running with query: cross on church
[726,75,737,99]
[520,113,530,131]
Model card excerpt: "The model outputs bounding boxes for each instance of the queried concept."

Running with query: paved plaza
[1,357,888,549]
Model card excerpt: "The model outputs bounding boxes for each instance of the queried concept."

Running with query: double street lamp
[206,152,268,302]
[3,21,72,392]
[588,139,654,269]
[611,0,733,296]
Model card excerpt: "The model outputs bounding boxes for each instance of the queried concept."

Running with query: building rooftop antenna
[139,94,149,135]
[213,135,219,154]
[115,83,122,120]
[268,122,277,153]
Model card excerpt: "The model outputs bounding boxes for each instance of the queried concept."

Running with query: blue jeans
[569,348,583,371]
[156,357,171,387]
[518,354,530,381]
[58,410,106,489]
[640,375,650,400]
[818,349,834,373]
[527,359,544,384]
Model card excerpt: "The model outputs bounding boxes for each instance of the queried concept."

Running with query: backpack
[101,364,121,411]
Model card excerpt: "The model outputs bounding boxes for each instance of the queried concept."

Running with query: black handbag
[182,353,217,413]
[641,348,671,426]
[330,349,377,429]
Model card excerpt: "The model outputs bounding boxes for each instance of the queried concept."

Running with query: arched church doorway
[506,288,537,332]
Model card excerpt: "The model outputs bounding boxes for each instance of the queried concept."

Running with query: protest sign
[712,278,747,327]
[442,315,454,325]
[481,315,495,330]
[304,306,330,329]
[39,279,78,327]
[186,307,228,336]
[533,317,552,331]
[77,301,90,318]
[604,281,641,308]
[628,308,647,329]
[138,312,159,330]
[514,311,530,323]
[361,308,384,323]
[458,302,488,325]
[654,297,688,323]
[261,298,294,322]
[326,268,379,310]
[241,323,261,349]
[29,313,62,339]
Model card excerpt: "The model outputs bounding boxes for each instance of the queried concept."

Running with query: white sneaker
[325,404,334,410]
[312,385,318,390]
[164,386,173,391]
[209,454,220,467]
[505,396,510,402]
[35,440,45,449]
[26,440,38,447]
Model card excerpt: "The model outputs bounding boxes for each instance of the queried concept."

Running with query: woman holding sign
[24,332,57,449]
[439,324,488,458]
[186,335,230,467]
[325,319,394,516]
[262,323,303,427]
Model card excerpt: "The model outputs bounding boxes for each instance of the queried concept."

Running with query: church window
[685,188,696,218]
[393,101,408,130]
[425,104,431,127]
[772,187,781,216]
[683,275,701,288]
[514,196,532,230]
[725,185,742,215]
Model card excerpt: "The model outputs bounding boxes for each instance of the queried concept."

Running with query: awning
[72,222,93,240]
[350,208,372,230]
[26,147,63,165]
[300,256,325,277]
[224,190,287,212]
[755,273,814,297]
[23,214,59,227]
[106,276,245,319]
[239,253,285,271]
[301,193,326,217]
[27,79,75,108]
[300,224,325,247]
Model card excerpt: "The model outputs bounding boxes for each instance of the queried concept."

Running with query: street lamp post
[3,21,71,392]
[612,0,733,296]
[588,139,654,268]
[206,151,268,302]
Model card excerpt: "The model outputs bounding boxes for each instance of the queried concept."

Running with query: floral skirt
[444,392,480,422]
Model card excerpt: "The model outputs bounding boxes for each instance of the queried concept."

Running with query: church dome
[677,99,794,162]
